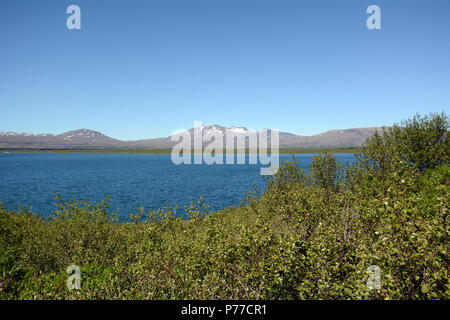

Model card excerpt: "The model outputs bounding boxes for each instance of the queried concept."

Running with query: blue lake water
[0,153,356,221]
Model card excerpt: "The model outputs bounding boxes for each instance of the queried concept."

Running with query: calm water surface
[0,153,356,221]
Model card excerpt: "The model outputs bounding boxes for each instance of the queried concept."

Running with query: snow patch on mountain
[0,132,53,137]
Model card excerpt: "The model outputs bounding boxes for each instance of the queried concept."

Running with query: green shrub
[363,112,449,174]
[310,152,342,192]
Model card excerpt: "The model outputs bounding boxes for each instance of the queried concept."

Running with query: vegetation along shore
[0,112,448,299]
[0,147,361,154]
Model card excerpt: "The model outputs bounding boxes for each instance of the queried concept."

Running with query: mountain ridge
[0,125,383,149]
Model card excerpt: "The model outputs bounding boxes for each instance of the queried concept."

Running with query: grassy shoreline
[0,147,362,154]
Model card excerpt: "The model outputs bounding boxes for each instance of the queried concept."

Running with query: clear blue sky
[0,0,449,140]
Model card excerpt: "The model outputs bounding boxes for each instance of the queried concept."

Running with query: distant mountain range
[0,125,382,149]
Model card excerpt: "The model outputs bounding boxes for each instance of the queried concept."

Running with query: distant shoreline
[0,147,361,154]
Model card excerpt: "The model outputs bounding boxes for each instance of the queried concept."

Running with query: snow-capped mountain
[187,124,296,139]
[0,129,123,149]
[57,129,117,143]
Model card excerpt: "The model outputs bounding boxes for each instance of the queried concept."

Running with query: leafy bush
[362,112,449,174]
[310,152,342,192]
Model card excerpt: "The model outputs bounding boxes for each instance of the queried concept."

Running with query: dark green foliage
[311,152,342,192]
[362,112,449,174]
[0,112,448,300]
